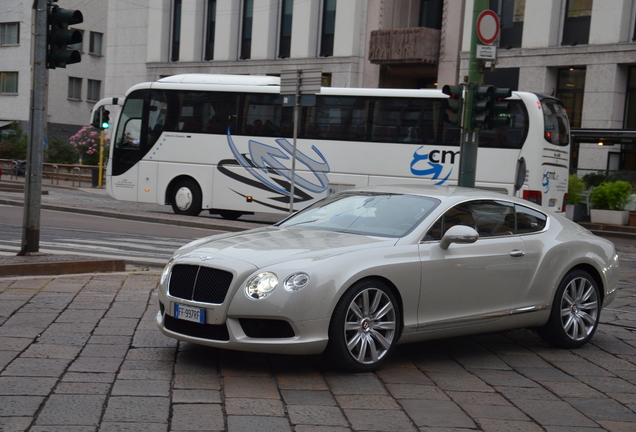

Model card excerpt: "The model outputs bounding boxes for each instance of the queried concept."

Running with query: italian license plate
[174,303,205,324]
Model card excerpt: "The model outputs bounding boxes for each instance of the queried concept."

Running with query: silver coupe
[156,185,619,371]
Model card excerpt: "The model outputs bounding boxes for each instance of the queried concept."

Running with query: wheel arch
[564,263,605,304]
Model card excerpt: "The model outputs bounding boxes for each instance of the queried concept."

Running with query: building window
[556,67,586,128]
[68,77,82,101]
[419,0,443,30]
[493,0,524,49]
[278,0,293,58]
[0,72,18,94]
[87,80,101,102]
[204,0,217,60]
[89,32,103,55]
[171,0,182,61]
[0,22,19,45]
[319,0,336,57]
[240,0,254,60]
[562,0,592,46]
[625,66,636,129]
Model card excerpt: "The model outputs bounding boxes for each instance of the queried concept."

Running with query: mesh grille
[168,265,232,304]
[239,318,295,338]
[164,315,230,341]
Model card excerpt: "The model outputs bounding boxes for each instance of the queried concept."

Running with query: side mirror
[439,225,479,250]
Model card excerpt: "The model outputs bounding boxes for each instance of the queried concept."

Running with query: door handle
[510,250,525,257]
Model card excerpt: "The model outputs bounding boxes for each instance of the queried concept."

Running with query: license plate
[174,303,205,324]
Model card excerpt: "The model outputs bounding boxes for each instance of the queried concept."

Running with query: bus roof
[158,74,280,86]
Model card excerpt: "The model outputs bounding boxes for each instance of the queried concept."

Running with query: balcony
[369,27,440,65]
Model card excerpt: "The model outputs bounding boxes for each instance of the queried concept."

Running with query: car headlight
[160,258,175,285]
[284,272,310,291]
[245,272,278,300]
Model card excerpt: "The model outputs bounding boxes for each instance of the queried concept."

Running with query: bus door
[137,95,167,203]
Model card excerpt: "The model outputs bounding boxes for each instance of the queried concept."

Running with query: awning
[571,129,636,145]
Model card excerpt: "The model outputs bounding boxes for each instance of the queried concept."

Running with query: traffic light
[471,85,494,130]
[101,110,110,130]
[441,85,463,127]
[46,4,83,69]
[489,87,513,128]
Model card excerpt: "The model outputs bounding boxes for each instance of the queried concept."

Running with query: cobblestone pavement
[1,270,636,432]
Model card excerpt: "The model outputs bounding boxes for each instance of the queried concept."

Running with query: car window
[424,200,516,241]
[516,204,547,234]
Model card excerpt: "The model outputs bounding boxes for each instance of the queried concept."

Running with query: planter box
[590,209,629,225]
[565,204,586,222]
[630,212,636,227]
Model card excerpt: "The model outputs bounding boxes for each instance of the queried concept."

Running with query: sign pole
[289,70,301,214]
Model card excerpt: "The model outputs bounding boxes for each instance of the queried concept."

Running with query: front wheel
[327,280,400,372]
[170,179,202,216]
[537,269,601,349]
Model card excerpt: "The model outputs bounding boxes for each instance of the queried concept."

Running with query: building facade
[0,0,108,140]
[461,0,636,179]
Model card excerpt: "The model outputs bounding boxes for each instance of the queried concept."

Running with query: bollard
[72,166,81,187]
[51,165,59,185]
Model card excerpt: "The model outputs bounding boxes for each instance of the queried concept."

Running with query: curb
[0,256,126,277]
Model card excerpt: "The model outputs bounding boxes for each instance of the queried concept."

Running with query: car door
[417,200,531,330]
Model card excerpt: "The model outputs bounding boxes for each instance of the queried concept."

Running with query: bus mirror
[514,157,526,192]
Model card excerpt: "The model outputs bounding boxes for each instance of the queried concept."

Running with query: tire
[327,279,400,372]
[537,269,601,349]
[171,179,202,216]
[219,210,242,220]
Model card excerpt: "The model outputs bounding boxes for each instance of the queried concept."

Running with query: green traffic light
[101,122,110,129]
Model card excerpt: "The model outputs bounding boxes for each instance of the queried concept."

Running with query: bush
[590,180,633,211]
[46,137,79,165]
[582,171,607,188]
[0,122,28,160]
[567,174,586,205]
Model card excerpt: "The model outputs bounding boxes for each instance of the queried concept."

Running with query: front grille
[164,315,230,341]
[169,265,233,304]
[239,318,295,338]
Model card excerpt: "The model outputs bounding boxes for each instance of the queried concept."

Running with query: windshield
[541,97,570,146]
[278,192,439,237]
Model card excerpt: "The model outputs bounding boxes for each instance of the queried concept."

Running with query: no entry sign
[476,10,500,45]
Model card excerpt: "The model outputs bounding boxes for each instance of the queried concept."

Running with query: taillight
[563,193,568,212]
[523,190,542,205]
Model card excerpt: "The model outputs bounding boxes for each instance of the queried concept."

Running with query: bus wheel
[219,210,242,220]
[171,179,202,216]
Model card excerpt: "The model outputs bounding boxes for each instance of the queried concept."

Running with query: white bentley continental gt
[156,185,619,371]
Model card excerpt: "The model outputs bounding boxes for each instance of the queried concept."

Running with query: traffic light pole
[19,0,49,255]
[458,0,489,188]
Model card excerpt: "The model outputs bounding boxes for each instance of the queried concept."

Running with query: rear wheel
[327,280,400,372]
[537,269,600,349]
[219,210,242,220]
[171,179,202,216]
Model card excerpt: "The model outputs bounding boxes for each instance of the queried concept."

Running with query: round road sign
[476,10,500,45]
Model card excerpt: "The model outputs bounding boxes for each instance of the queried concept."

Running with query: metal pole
[19,0,48,255]
[288,70,301,214]
[98,130,105,187]
[458,0,489,188]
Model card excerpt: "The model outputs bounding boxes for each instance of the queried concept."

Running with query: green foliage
[567,174,586,205]
[0,122,28,160]
[45,137,79,165]
[582,171,607,188]
[590,180,633,211]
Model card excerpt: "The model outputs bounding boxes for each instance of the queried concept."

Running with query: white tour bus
[92,74,570,219]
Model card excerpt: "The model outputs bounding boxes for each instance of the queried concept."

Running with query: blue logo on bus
[410,146,456,185]
[226,130,330,196]
[542,170,557,194]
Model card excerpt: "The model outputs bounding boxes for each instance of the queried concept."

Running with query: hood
[175,227,393,268]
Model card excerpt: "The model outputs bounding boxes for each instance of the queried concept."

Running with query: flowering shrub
[69,126,109,166]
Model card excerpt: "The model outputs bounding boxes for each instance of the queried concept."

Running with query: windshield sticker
[226,129,330,196]
[410,146,456,185]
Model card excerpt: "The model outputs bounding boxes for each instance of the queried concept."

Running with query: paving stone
[325,373,387,395]
[551,360,615,377]
[510,399,598,428]
[102,396,170,423]
[30,427,96,432]
[36,331,92,346]
[398,399,475,429]
[172,389,222,404]
[477,418,545,432]
[281,389,337,406]
[385,383,449,400]
[288,405,348,427]
[0,336,33,351]
[21,343,82,359]
[541,381,605,398]
[62,372,116,383]
[0,377,57,396]
[2,357,69,377]
[294,426,351,432]
[132,330,178,348]
[494,385,560,401]
[174,373,221,389]
[0,417,33,432]
[334,394,401,410]
[227,415,291,432]
[276,372,329,390]
[124,347,175,361]
[376,365,434,385]
[68,355,124,373]
[470,369,542,387]
[171,403,224,431]
[344,408,417,431]
[0,396,44,416]
[597,420,636,432]
[0,350,20,369]
[224,375,280,399]
[447,391,513,406]
[80,344,129,358]
[564,397,636,422]
[120,359,173,371]
[88,335,133,345]
[461,403,530,421]
[99,422,168,432]
[425,370,494,392]
[116,369,173,381]
[111,379,171,397]
[0,313,57,338]
[54,382,112,395]
[35,394,106,426]
[225,397,285,416]
[515,366,580,383]
[577,375,636,393]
